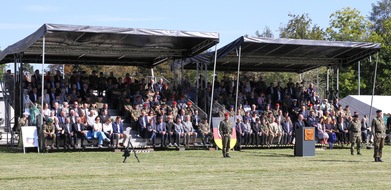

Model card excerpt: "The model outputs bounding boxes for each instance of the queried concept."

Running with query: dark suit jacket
[62,122,73,134]
[155,122,167,132]
[138,115,149,128]
[294,120,305,131]
[166,122,174,133]
[29,92,39,103]
[283,121,293,134]
[72,122,85,133]
[252,123,261,134]
[112,122,125,134]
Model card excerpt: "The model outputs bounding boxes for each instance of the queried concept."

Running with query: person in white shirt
[102,118,113,147]
[92,116,110,148]
[86,109,98,128]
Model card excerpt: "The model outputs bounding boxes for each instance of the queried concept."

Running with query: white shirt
[102,122,113,133]
[87,112,98,127]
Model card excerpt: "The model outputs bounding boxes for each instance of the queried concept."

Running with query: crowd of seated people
[210,76,373,149]
[17,69,209,149]
[8,68,384,151]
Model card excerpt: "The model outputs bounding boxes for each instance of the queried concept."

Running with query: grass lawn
[0,146,390,190]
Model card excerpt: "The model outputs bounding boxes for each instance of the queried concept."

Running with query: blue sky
[0,0,377,51]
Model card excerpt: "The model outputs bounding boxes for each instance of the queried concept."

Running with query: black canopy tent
[179,36,381,125]
[0,23,219,67]
[183,36,381,73]
[0,23,219,149]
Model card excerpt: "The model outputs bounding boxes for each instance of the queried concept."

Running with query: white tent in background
[339,95,391,120]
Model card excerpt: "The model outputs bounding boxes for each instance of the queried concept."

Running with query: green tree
[277,13,327,97]
[255,26,274,38]
[326,7,374,97]
[279,13,325,40]
[326,7,372,41]
[367,0,391,95]
[369,0,391,33]
[368,16,391,95]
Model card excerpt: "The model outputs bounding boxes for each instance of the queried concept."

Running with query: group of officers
[219,109,387,162]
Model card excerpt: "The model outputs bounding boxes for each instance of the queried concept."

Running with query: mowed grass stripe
[0,147,390,189]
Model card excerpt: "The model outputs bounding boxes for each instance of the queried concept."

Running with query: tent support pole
[326,67,329,99]
[234,46,242,122]
[316,68,319,93]
[12,55,18,148]
[336,67,339,98]
[208,45,218,125]
[40,36,45,152]
[358,61,360,95]
[150,68,155,80]
[369,53,379,125]
[204,62,208,113]
[196,63,199,106]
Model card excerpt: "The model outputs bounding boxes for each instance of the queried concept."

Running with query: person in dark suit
[337,115,349,145]
[138,111,149,138]
[266,83,275,97]
[251,118,261,146]
[29,87,39,103]
[148,118,157,148]
[235,118,245,150]
[112,116,128,148]
[62,117,74,149]
[294,114,305,144]
[155,116,168,147]
[72,117,87,148]
[165,116,175,146]
[283,116,293,145]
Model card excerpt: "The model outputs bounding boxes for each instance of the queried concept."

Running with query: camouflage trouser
[350,133,361,154]
[374,133,385,158]
[222,135,231,156]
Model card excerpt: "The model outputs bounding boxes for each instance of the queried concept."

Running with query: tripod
[123,131,140,163]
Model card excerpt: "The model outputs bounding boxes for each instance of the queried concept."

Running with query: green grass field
[1,146,390,190]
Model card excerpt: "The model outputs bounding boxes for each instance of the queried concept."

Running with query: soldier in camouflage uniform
[123,97,133,121]
[349,114,361,155]
[219,112,233,158]
[372,110,386,162]
[95,96,105,110]
[42,118,56,150]
[130,104,141,128]
[185,102,194,117]
[261,118,270,145]
[141,103,150,114]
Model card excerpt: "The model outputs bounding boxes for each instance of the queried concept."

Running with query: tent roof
[0,23,219,67]
[184,36,381,73]
[339,95,391,120]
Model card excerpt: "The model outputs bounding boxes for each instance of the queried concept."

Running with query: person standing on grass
[348,114,361,155]
[219,112,233,158]
[372,110,386,162]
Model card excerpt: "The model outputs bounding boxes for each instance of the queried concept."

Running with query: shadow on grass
[247,152,295,158]
[309,159,367,163]
[0,146,20,153]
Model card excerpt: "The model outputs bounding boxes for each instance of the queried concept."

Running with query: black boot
[375,157,379,162]
[378,158,383,162]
